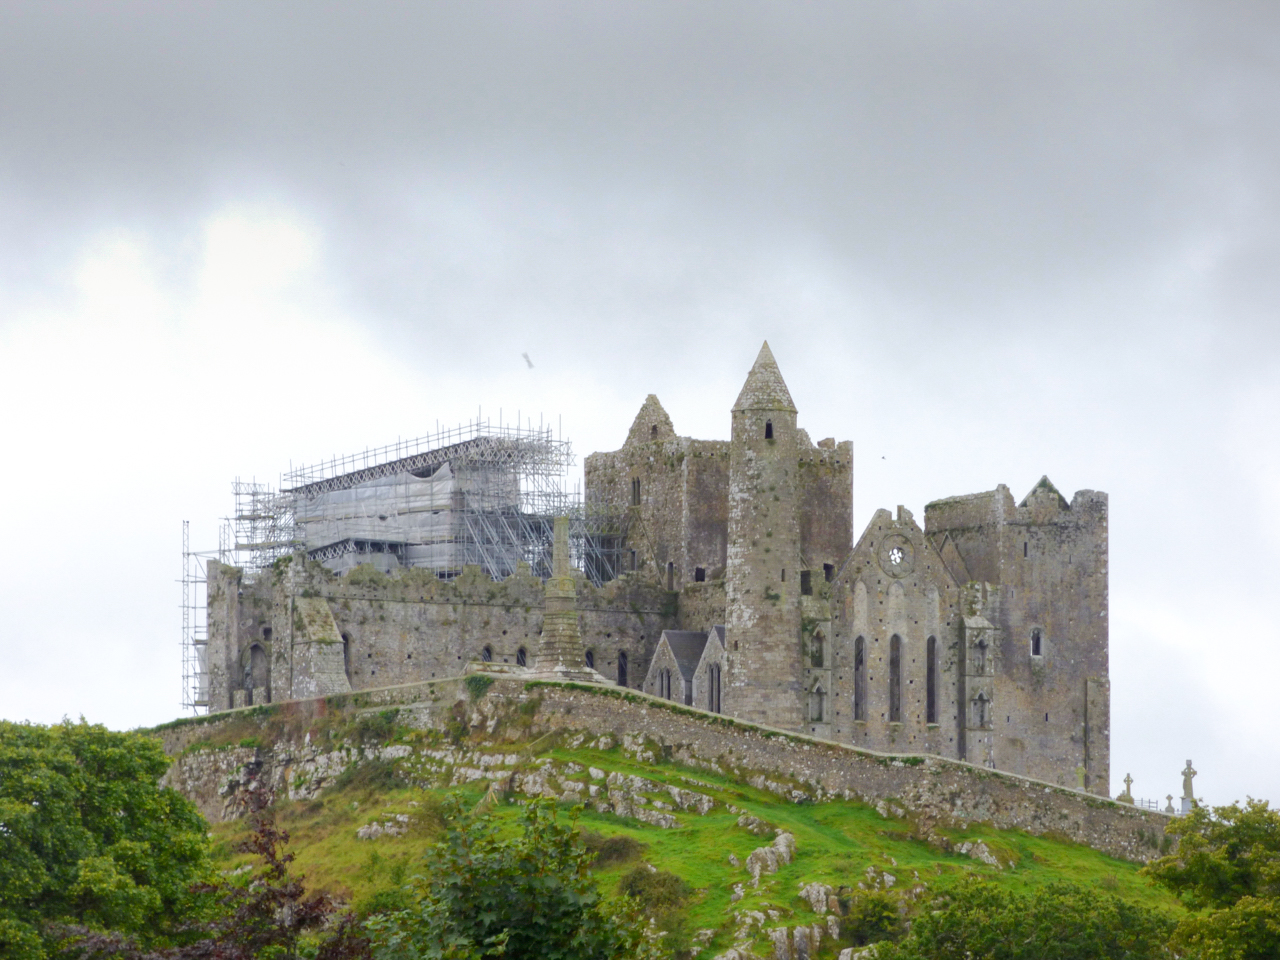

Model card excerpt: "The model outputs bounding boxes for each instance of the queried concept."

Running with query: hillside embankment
[149,677,1178,960]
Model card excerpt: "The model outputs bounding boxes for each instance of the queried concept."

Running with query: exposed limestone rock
[356,814,409,840]
[798,882,832,915]
[746,831,796,885]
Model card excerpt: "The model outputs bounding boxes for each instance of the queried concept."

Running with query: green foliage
[366,799,660,960]
[0,720,212,957]
[1145,799,1280,960]
[1145,799,1280,911]
[580,831,645,869]
[617,866,689,914]
[352,710,403,743]
[347,566,389,588]
[840,889,904,947]
[462,676,494,702]
[877,879,1175,960]
[331,759,403,796]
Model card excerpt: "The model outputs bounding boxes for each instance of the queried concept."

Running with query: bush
[876,879,1174,960]
[367,798,660,960]
[841,889,904,947]
[617,866,689,914]
[580,831,646,869]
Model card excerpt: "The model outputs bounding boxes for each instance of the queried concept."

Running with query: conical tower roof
[733,341,796,412]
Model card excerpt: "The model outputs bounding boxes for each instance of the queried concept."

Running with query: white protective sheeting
[295,465,459,550]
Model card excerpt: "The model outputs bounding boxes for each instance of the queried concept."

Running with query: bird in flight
[522,353,534,369]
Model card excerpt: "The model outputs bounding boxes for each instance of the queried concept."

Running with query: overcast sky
[1,1,1277,807]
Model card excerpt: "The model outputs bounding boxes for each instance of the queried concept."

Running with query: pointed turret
[733,342,796,413]
[625,394,675,445]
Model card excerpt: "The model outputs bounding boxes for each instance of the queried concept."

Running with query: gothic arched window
[618,651,628,687]
[765,420,773,440]
[853,636,866,721]
[481,645,493,663]
[888,635,902,723]
[926,636,937,724]
[584,649,594,669]
[516,647,527,668]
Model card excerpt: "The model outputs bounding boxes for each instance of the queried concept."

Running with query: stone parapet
[152,676,1167,862]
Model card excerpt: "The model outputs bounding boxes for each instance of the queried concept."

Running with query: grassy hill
[201,713,1179,959]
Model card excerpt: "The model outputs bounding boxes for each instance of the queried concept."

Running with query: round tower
[724,342,804,729]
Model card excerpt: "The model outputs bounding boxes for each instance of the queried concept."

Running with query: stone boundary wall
[152,676,1170,863]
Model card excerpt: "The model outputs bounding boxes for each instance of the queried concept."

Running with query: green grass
[209,735,1179,958]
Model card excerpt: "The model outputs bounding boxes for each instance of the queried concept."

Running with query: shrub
[580,831,646,869]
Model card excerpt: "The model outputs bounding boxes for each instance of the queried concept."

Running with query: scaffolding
[180,520,210,713]
[227,416,629,584]
[182,417,632,715]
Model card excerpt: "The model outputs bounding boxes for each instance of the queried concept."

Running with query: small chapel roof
[660,630,710,681]
[733,341,797,413]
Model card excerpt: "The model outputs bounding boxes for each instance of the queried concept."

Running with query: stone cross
[1165,795,1175,814]
[1121,773,1133,802]
[1181,760,1197,800]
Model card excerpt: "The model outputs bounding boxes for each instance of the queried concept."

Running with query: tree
[1144,798,1280,960]
[875,879,1175,960]
[0,719,212,958]
[64,798,371,960]
[366,799,661,960]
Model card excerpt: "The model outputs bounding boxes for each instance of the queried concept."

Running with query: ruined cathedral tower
[724,342,805,729]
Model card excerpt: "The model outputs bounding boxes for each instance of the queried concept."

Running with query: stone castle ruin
[194,342,1109,795]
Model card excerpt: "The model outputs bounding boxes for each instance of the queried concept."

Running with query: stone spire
[733,341,796,413]
[531,516,605,682]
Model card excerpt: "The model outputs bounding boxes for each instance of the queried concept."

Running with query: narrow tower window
[667,561,674,590]
[926,636,937,724]
[694,566,706,582]
[631,478,641,506]
[515,647,527,667]
[481,645,492,663]
[630,550,637,571]
[823,563,834,582]
[1031,628,1042,657]
[974,693,991,728]
[810,684,825,722]
[765,420,773,440]
[617,651,628,687]
[888,635,902,722]
[781,568,786,582]
[800,570,812,595]
[810,630,824,668]
[585,649,594,669]
[853,636,866,721]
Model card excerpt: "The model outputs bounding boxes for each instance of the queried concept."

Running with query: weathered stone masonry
[156,678,1167,864]
[204,340,1110,797]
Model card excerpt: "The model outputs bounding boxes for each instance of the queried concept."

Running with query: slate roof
[733,341,796,413]
[661,630,710,681]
